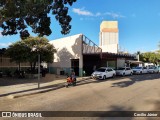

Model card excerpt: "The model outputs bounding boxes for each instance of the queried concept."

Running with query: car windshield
[135,67,142,69]
[95,68,106,72]
[117,68,125,70]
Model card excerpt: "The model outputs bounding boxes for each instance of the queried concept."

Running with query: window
[126,68,131,70]
[96,68,106,72]
[118,67,125,70]
[107,68,113,72]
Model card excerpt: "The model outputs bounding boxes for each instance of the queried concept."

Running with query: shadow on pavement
[75,79,97,86]
[0,82,65,97]
[111,74,160,88]
[145,94,160,111]
[97,105,134,120]
[0,76,91,98]
[75,77,117,87]
[0,74,66,86]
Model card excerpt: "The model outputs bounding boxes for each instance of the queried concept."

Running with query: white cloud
[72,8,94,16]
[95,12,101,17]
[73,8,126,20]
[105,12,126,19]
[79,17,95,21]
[0,42,12,47]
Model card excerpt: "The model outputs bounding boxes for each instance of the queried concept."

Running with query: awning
[126,60,143,64]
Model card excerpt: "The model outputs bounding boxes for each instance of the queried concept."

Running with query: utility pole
[38,53,40,89]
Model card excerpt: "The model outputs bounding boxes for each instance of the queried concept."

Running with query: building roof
[100,21,118,32]
[126,60,143,64]
[83,52,135,60]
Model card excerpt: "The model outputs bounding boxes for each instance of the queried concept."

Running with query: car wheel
[122,73,125,77]
[140,71,142,75]
[130,72,133,76]
[112,74,115,78]
[103,75,106,80]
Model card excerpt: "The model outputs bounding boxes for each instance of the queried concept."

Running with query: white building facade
[48,21,135,76]
[49,34,84,76]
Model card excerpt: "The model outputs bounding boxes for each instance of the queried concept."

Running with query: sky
[1,0,160,53]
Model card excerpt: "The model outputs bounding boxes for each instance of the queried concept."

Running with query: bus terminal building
[49,34,135,76]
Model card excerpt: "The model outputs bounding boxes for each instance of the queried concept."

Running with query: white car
[148,67,159,73]
[91,67,116,80]
[116,67,133,76]
[132,66,148,74]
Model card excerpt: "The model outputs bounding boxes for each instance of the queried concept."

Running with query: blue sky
[1,0,160,53]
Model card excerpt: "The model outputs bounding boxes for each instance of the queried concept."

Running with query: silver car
[91,67,116,80]
[116,67,133,76]
[148,67,159,73]
[132,66,148,74]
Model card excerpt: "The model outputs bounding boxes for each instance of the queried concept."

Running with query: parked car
[91,67,116,80]
[132,66,148,74]
[157,66,160,72]
[148,66,159,73]
[116,67,133,76]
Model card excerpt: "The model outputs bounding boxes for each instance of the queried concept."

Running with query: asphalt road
[0,74,160,120]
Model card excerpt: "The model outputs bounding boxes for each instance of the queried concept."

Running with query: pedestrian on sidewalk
[71,72,76,85]
[71,72,76,80]
[66,72,77,87]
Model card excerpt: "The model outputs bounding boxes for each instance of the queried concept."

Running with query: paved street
[0,74,160,120]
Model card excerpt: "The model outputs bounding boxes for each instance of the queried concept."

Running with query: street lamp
[32,46,41,89]
[38,53,40,89]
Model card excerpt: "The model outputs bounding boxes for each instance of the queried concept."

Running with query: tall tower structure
[99,21,119,53]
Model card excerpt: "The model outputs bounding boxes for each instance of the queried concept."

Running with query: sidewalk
[0,74,90,99]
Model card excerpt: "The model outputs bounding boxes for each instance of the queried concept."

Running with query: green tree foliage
[0,48,6,64]
[0,0,77,39]
[0,48,6,56]
[140,52,160,65]
[5,37,56,72]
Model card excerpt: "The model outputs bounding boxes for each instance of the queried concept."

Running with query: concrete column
[79,35,83,77]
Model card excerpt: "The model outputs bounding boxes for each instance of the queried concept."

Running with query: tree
[5,41,31,71]
[0,48,6,56]
[0,48,6,64]
[0,0,77,39]
[140,52,160,65]
[5,37,56,72]
[139,51,150,62]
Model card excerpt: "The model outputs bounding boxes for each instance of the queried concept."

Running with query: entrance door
[71,59,79,76]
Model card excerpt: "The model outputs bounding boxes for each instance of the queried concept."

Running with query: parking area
[0,73,160,120]
[91,66,160,80]
[89,72,160,88]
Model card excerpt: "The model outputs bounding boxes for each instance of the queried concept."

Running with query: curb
[7,84,65,99]
[6,77,91,99]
